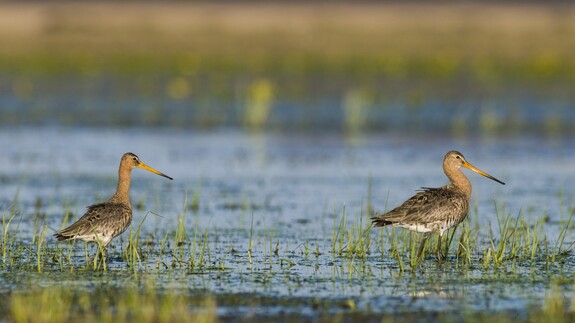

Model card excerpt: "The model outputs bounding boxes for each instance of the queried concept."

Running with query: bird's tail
[53,232,72,241]
[371,216,394,227]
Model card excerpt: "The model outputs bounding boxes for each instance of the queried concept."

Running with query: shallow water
[1,126,575,320]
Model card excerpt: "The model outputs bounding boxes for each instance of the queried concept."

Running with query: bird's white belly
[395,223,435,233]
[394,221,457,236]
[74,233,114,246]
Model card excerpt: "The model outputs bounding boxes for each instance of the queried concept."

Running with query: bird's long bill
[137,162,173,180]
[463,161,505,185]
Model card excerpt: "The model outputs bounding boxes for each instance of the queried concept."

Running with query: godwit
[54,152,172,252]
[372,150,504,260]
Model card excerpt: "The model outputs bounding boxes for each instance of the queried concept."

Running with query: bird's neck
[445,166,472,198]
[109,167,132,207]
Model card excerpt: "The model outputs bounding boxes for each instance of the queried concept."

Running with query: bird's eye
[132,157,138,161]
[456,155,461,159]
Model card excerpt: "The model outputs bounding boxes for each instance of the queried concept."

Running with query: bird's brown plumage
[54,152,172,248]
[371,150,504,259]
[373,186,469,235]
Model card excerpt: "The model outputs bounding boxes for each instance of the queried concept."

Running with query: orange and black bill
[137,162,173,180]
[462,161,504,185]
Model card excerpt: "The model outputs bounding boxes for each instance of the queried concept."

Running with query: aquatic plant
[8,283,218,323]
[244,79,274,130]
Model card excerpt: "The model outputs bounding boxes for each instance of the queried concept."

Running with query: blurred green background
[1,1,574,136]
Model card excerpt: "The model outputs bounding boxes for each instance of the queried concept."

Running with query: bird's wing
[372,187,468,226]
[55,202,130,238]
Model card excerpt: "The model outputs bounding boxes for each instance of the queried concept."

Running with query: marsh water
[1,126,574,321]
[2,2,575,320]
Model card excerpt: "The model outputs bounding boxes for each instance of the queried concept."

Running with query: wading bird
[55,152,172,254]
[371,150,504,260]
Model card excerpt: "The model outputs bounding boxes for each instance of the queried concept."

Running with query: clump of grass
[386,229,431,271]
[343,88,370,135]
[186,221,211,272]
[248,212,254,268]
[492,205,523,266]
[476,200,575,271]
[1,205,20,267]
[542,283,568,321]
[331,205,372,260]
[189,184,201,213]
[124,211,160,273]
[172,192,190,260]
[10,286,73,323]
[8,283,218,323]
[550,208,575,264]
[35,225,48,273]
[454,223,477,266]
[244,79,274,130]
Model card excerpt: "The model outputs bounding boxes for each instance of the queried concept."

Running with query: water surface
[0,126,574,320]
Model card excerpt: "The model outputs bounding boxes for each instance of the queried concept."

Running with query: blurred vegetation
[4,280,575,323]
[0,2,574,134]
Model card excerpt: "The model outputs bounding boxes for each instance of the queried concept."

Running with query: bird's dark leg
[417,234,430,259]
[436,234,445,261]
